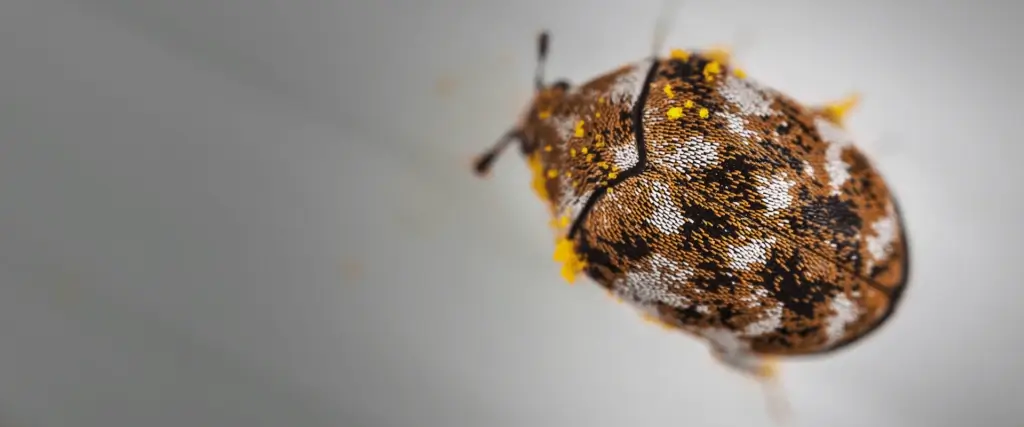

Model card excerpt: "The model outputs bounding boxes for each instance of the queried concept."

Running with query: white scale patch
[614,253,694,310]
[551,114,578,142]
[611,144,639,170]
[717,111,758,141]
[718,75,776,117]
[814,117,855,195]
[740,286,771,306]
[864,204,899,273]
[647,180,692,234]
[743,302,784,337]
[609,59,653,105]
[651,135,719,171]
[557,188,592,223]
[825,293,860,346]
[803,160,816,177]
[756,172,796,216]
[727,237,777,271]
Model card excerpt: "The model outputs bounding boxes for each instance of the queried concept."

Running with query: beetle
[472,31,909,380]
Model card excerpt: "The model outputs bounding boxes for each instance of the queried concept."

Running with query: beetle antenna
[651,0,684,57]
[473,130,523,176]
[535,31,550,91]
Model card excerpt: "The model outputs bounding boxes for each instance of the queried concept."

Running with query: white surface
[0,0,1021,426]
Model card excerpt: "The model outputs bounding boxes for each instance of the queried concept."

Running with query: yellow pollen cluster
[549,214,571,230]
[667,107,683,119]
[527,155,549,201]
[663,84,676,98]
[703,61,722,81]
[574,120,585,137]
[553,237,585,284]
[823,93,861,125]
[699,108,710,119]
[670,48,690,61]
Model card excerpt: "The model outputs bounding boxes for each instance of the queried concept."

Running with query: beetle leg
[709,348,792,423]
[710,346,777,379]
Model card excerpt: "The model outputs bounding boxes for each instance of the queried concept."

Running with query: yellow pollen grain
[598,97,606,104]
[607,187,614,195]
[663,84,675,98]
[566,171,572,178]
[558,215,570,228]
[667,106,683,119]
[608,171,618,179]
[595,112,601,118]
[732,68,747,79]
[538,110,551,120]
[581,146,589,154]
[570,148,577,157]
[546,169,558,179]
[670,48,690,61]
[684,99,694,109]
[703,61,721,81]
[586,153,595,162]
[544,145,552,152]
[699,108,710,119]
[574,120,585,137]
[598,161,609,169]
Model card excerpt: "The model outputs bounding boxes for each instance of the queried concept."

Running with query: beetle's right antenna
[651,0,684,57]
[534,31,550,92]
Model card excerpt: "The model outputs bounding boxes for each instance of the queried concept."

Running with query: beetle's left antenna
[473,129,521,176]
[534,31,550,92]
[474,32,548,177]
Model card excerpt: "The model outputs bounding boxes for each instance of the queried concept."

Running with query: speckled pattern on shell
[519,51,909,358]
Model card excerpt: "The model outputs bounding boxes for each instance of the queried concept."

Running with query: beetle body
[475,35,909,378]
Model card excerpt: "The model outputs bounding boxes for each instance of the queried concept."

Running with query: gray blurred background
[0,0,1021,426]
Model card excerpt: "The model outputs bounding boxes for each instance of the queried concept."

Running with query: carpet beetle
[473,31,909,380]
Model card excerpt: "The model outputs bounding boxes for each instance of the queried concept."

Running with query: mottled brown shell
[519,51,909,359]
